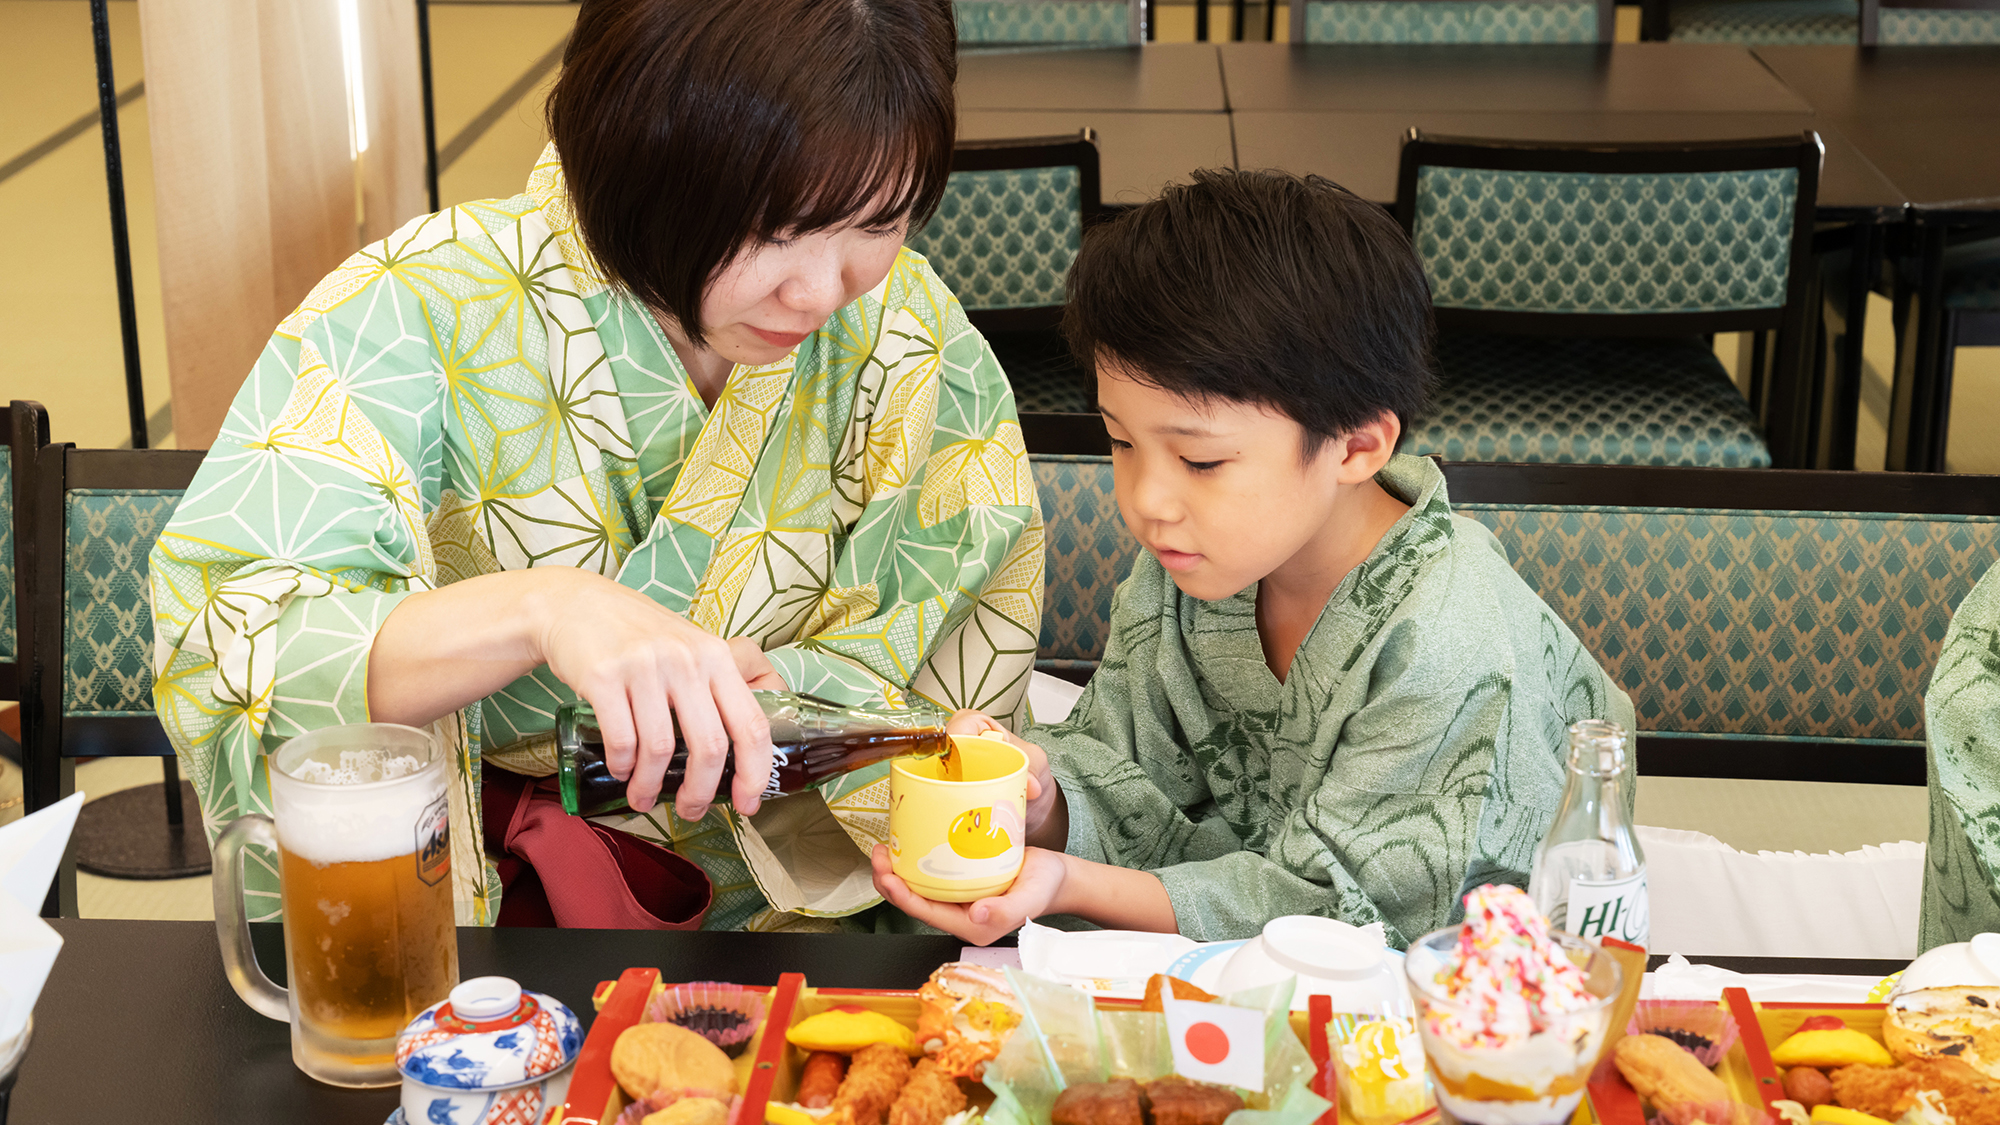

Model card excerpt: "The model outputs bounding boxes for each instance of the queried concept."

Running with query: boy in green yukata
[870,169,1636,947]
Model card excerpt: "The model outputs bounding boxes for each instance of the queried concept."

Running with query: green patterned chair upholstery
[1293,0,1613,42]
[907,132,1103,416]
[1445,460,2000,783]
[1397,132,1824,468]
[954,0,1143,45]
[16,400,207,915]
[1647,0,1859,42]
[1030,453,1139,681]
[1864,0,2000,42]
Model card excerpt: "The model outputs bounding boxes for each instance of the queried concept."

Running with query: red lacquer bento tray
[560,970,1339,1125]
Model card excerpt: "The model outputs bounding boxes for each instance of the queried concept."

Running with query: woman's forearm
[1051,853,1179,932]
[365,568,573,727]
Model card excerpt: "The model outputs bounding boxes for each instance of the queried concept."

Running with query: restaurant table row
[14,917,1915,1125]
[953,41,2000,472]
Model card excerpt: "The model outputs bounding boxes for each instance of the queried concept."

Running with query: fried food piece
[800,1051,849,1109]
[613,1023,739,1102]
[1886,989,2000,1078]
[1051,1078,1145,1125]
[888,1058,968,1125]
[1140,975,1218,1014]
[828,1042,914,1125]
[917,963,1022,1080]
[1616,1034,1732,1112]
[1899,1058,2000,1125]
[1144,1076,1244,1125]
[1830,1064,1922,1120]
[643,1097,731,1125]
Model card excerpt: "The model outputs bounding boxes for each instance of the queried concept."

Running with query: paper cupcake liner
[1628,1000,1740,1068]
[646,982,768,1058]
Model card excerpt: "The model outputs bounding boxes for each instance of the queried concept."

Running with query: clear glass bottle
[1527,719,1649,948]
[554,691,950,817]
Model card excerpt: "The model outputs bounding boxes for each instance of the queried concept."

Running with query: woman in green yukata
[872,170,1636,948]
[148,0,1045,932]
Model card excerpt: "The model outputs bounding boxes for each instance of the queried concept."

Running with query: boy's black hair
[1063,169,1436,456]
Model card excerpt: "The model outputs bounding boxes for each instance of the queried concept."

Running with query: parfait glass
[1402,928,1621,1125]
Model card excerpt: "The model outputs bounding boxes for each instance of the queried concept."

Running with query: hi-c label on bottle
[1557,869,1649,947]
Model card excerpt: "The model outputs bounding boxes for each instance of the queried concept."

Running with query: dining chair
[2,406,22,709]
[14,399,209,917]
[953,0,1147,45]
[1394,130,1825,468]
[1290,0,1614,43]
[1861,0,2000,39]
[906,131,1105,415]
[1639,0,1858,43]
[1886,217,2000,473]
[1447,460,2000,784]
[1021,414,1138,685]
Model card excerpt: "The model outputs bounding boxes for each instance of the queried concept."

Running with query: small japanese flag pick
[1160,997,1266,1091]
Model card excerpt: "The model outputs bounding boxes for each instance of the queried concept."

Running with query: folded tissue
[0,792,83,1048]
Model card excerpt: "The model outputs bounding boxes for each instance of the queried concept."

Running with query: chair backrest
[1862,0,2000,43]
[1023,415,1136,680]
[1446,461,2000,785]
[905,132,1103,334]
[1396,131,1823,338]
[16,399,206,826]
[0,406,23,703]
[955,0,1145,44]
[1293,0,1615,43]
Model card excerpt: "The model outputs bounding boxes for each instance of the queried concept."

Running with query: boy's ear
[1329,411,1401,483]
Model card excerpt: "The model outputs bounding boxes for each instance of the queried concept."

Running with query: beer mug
[212,724,460,1088]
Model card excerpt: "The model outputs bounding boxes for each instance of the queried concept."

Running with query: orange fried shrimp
[828,1043,912,1125]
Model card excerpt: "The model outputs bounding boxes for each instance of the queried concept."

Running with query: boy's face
[1097,361,1354,602]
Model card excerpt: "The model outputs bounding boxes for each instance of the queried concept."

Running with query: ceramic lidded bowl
[394,976,584,1125]
[1216,915,1414,1016]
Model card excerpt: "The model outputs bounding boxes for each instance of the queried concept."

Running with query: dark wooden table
[11,918,1910,1125]
[1218,42,1813,113]
[959,110,1236,201]
[11,918,961,1125]
[1752,45,2000,473]
[955,43,1226,111]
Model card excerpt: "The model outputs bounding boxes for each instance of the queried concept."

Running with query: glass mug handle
[210,814,290,1022]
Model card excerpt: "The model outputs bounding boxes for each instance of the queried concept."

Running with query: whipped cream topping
[1426,885,1597,1051]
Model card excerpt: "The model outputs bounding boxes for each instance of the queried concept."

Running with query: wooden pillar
[138,0,426,450]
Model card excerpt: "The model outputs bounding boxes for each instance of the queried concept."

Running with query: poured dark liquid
[564,727,951,817]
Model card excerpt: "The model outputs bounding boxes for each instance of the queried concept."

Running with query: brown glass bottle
[555,692,949,816]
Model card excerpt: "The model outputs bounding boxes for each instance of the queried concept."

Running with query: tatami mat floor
[0,0,1957,919]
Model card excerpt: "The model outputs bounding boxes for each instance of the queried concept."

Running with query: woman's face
[698,213,909,368]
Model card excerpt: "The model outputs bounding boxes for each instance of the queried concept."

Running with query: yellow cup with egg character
[889,731,1028,902]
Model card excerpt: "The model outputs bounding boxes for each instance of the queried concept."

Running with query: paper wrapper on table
[983,967,1330,1125]
[0,793,84,1046]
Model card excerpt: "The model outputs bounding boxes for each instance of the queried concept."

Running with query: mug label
[416,792,450,886]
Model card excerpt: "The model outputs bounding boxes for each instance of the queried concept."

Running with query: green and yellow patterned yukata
[1920,563,2000,950]
[1035,455,1635,947]
[150,145,1043,929]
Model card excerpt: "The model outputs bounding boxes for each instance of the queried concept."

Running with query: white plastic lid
[1261,915,1386,981]
[450,976,524,1020]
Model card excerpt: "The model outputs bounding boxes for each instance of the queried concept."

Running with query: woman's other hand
[535,570,775,819]
[945,710,1064,846]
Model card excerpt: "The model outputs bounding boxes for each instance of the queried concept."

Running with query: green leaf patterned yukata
[149,145,1044,931]
[1033,455,1636,948]
[1921,563,2000,950]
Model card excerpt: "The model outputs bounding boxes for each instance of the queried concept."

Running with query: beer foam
[274,748,446,866]
[289,750,425,786]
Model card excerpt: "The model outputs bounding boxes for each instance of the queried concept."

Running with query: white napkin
[0,792,85,1045]
[1644,953,1888,1004]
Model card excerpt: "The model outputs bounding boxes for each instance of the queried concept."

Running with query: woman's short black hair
[548,0,957,346]
[1064,169,1437,456]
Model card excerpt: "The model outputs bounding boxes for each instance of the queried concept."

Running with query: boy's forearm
[1049,853,1178,933]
